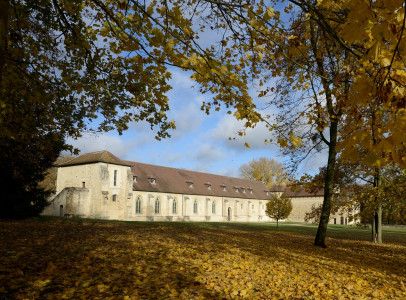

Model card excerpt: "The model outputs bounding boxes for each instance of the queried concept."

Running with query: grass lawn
[1,218,405,299]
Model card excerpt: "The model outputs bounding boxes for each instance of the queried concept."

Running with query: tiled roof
[269,185,285,192]
[283,187,324,197]
[58,151,132,167]
[126,160,270,200]
[58,151,323,199]
[268,185,324,197]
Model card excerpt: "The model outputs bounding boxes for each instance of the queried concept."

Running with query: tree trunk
[372,171,382,243]
[309,20,343,248]
[276,218,279,228]
[314,119,338,248]
[377,203,382,243]
[372,215,376,242]
[0,0,9,85]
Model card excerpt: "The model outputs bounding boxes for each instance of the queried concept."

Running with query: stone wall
[46,162,356,224]
[125,191,271,222]
[42,187,89,217]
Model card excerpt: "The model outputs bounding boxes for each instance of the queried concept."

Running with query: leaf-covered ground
[1,219,405,299]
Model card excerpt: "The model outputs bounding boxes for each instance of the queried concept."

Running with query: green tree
[240,158,290,187]
[265,193,293,228]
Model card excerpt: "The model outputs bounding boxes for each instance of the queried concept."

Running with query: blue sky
[64,1,331,179]
[67,67,328,179]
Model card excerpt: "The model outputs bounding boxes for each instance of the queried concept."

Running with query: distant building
[42,151,354,224]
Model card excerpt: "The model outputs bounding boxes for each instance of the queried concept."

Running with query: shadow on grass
[0,220,225,299]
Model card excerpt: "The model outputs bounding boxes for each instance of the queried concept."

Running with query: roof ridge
[58,150,131,167]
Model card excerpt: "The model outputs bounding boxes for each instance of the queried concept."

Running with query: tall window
[135,197,142,214]
[172,199,177,214]
[113,170,117,186]
[212,201,216,214]
[193,200,198,214]
[155,198,160,214]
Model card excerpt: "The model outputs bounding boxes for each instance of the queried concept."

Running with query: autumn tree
[379,167,406,225]
[2,0,406,236]
[191,0,406,247]
[295,162,358,224]
[240,158,289,187]
[265,193,293,227]
[0,130,64,218]
[40,155,75,193]
[0,0,261,217]
[351,164,406,229]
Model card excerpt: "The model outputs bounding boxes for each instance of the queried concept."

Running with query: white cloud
[207,114,278,151]
[168,69,195,89]
[66,133,134,159]
[297,150,328,175]
[126,69,206,142]
[169,101,204,139]
[217,165,241,178]
[193,143,226,162]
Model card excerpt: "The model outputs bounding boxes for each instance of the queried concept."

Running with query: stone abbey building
[43,151,352,224]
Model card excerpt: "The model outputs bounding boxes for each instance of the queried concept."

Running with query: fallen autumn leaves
[0,219,405,299]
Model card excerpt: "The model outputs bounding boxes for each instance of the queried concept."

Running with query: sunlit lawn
[1,217,405,299]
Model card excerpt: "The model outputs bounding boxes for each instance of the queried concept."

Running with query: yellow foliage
[240,157,290,187]
[289,133,301,148]
[0,220,405,299]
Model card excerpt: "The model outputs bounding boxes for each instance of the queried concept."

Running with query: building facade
[42,151,354,224]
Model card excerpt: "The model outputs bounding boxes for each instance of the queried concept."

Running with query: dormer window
[148,176,156,184]
[242,188,246,193]
[234,186,239,193]
[205,183,212,190]
[249,188,253,194]
[221,184,226,192]
[186,181,194,188]
[133,176,137,183]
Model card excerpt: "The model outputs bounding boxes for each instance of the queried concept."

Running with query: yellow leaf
[166,39,176,49]
[266,7,275,18]
[220,65,228,74]
[289,133,301,148]
[278,138,288,148]
[244,142,251,148]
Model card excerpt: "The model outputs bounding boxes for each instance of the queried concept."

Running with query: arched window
[212,201,216,214]
[193,200,198,214]
[172,199,177,214]
[155,198,160,214]
[135,196,142,214]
